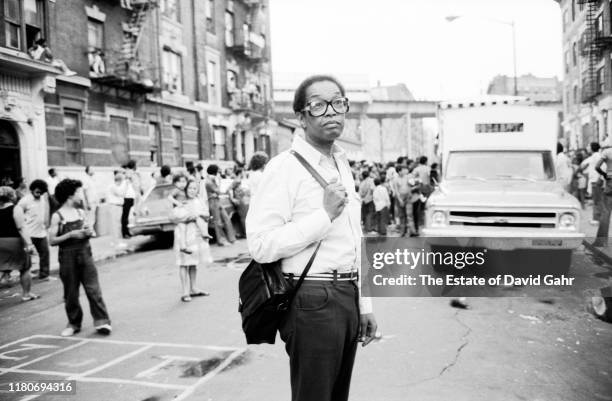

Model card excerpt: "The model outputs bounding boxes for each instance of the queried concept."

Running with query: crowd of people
[557,139,612,246]
[348,156,440,237]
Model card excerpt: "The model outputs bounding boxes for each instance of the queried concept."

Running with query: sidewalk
[580,203,612,264]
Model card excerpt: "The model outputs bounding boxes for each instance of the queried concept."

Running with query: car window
[146,185,174,201]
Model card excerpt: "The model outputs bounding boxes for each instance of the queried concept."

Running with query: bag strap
[290,150,328,188]
[289,150,329,295]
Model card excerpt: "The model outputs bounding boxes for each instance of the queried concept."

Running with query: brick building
[0,0,274,187]
[555,0,612,149]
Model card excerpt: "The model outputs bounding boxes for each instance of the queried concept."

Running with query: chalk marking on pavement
[68,345,153,379]
[0,343,59,361]
[0,340,87,377]
[30,334,242,352]
[174,348,247,401]
[0,335,39,350]
[135,355,201,379]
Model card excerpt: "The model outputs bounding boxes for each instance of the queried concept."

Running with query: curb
[583,239,612,266]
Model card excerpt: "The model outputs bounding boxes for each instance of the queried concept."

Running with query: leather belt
[284,270,359,282]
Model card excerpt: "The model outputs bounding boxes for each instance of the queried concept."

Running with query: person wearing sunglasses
[247,75,377,401]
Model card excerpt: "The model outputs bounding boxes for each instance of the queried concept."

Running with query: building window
[64,111,82,166]
[597,12,604,37]
[162,49,182,93]
[571,0,575,21]
[207,59,220,106]
[4,0,45,51]
[149,122,161,165]
[572,42,577,66]
[110,116,129,166]
[87,19,105,76]
[243,22,250,46]
[172,125,182,166]
[206,0,214,33]
[225,10,234,46]
[574,84,579,104]
[212,126,226,160]
[161,0,179,22]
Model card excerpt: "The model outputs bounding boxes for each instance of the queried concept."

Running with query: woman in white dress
[173,179,211,302]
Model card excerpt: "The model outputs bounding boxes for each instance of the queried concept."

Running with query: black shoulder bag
[238,150,328,344]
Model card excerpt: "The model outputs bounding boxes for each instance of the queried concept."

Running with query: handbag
[238,150,328,344]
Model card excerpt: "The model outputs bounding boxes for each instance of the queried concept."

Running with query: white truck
[422,97,584,270]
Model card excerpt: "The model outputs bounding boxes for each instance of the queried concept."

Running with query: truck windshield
[445,151,555,181]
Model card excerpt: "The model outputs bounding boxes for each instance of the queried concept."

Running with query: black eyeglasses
[302,97,350,117]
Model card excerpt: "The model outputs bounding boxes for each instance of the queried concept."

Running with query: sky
[269,0,563,101]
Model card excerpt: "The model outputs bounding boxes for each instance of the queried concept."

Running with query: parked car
[128,182,237,237]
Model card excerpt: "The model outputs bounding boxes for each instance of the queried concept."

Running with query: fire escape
[90,0,159,98]
[579,0,612,103]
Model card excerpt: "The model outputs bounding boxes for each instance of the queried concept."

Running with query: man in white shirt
[16,180,50,280]
[580,142,604,224]
[82,166,99,235]
[246,75,377,401]
[122,160,141,238]
[595,138,612,246]
[556,142,572,192]
[372,178,390,235]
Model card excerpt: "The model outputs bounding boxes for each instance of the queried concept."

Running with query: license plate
[532,239,562,247]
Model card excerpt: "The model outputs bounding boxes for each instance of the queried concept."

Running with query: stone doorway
[0,119,20,187]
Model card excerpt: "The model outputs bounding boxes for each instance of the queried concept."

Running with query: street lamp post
[446,15,518,96]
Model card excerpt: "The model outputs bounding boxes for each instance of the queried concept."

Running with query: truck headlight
[559,213,576,229]
[431,211,447,227]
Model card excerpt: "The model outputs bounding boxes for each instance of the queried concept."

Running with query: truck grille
[448,211,557,228]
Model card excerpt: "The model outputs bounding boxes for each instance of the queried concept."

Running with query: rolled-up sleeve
[246,156,332,264]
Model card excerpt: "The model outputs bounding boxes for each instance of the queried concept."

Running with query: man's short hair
[590,142,601,153]
[374,178,381,186]
[160,165,171,177]
[54,179,82,205]
[292,75,346,113]
[207,164,219,175]
[35,38,46,46]
[48,168,55,176]
[196,163,203,172]
[126,160,137,170]
[419,156,428,165]
[29,179,48,193]
[248,151,269,171]
[557,142,564,154]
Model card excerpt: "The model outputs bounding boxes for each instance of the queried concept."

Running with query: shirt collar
[291,133,347,166]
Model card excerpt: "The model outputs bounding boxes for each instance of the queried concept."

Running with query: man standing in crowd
[121,160,141,238]
[580,142,604,225]
[16,180,50,281]
[556,142,572,192]
[392,164,418,237]
[359,170,375,233]
[595,138,612,246]
[205,164,236,246]
[247,75,377,401]
[82,166,99,235]
[156,165,173,186]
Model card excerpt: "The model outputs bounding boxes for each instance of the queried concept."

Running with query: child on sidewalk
[48,179,111,337]
[168,174,209,254]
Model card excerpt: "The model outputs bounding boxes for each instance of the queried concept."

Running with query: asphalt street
[0,240,611,401]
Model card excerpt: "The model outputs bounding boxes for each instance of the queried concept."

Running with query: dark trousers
[32,237,49,279]
[209,198,236,244]
[412,200,422,233]
[375,206,389,235]
[280,280,360,401]
[121,198,134,238]
[361,201,375,232]
[58,245,110,329]
[592,182,603,221]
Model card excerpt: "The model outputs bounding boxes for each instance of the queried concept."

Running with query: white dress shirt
[246,134,372,314]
